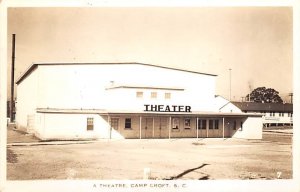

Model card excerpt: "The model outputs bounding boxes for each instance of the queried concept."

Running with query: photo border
[0,0,299,191]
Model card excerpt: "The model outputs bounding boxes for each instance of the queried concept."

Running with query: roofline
[231,101,293,112]
[16,62,217,84]
[36,108,261,117]
[106,85,185,91]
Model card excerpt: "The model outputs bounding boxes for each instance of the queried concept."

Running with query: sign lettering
[144,104,191,112]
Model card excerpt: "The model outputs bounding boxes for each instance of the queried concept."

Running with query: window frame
[214,120,219,130]
[87,117,94,131]
[209,120,214,129]
[197,119,207,130]
[184,118,191,129]
[233,121,237,130]
[136,91,143,98]
[151,92,157,99]
[165,92,171,99]
[124,118,132,129]
[172,118,180,129]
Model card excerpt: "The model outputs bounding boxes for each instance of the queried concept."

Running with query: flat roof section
[36,108,262,117]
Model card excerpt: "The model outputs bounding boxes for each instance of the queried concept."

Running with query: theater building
[16,62,262,140]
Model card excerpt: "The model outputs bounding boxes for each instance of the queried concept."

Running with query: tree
[245,87,283,103]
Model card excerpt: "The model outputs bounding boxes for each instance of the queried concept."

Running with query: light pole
[229,68,232,101]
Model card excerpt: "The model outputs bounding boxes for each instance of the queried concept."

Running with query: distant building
[231,102,293,127]
[16,62,262,140]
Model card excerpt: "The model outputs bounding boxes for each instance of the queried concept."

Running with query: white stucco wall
[16,68,38,131]
[34,112,124,140]
[35,64,216,111]
[232,116,262,139]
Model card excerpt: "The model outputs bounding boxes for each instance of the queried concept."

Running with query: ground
[7,125,292,180]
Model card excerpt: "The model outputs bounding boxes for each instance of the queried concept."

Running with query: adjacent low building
[232,102,293,127]
[16,62,263,140]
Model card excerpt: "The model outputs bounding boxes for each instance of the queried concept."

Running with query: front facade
[16,63,262,140]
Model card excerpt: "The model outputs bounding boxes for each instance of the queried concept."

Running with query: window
[125,118,132,129]
[197,119,207,130]
[110,118,119,130]
[87,117,94,131]
[165,92,171,99]
[184,118,191,129]
[151,92,157,99]
[288,112,293,117]
[233,121,237,130]
[172,118,179,129]
[201,120,207,129]
[209,120,214,129]
[214,120,219,129]
[136,91,143,98]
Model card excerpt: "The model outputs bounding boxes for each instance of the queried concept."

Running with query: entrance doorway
[142,117,153,139]
[153,117,168,138]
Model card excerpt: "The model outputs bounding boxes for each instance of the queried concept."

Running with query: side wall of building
[34,113,124,140]
[16,68,38,132]
[232,116,262,139]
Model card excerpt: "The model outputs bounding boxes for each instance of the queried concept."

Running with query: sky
[7,7,293,102]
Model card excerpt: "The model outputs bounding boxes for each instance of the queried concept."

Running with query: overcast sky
[7,7,293,102]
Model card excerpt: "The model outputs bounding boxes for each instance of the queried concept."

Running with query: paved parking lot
[7,127,292,180]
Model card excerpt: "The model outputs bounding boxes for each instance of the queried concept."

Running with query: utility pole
[229,68,232,101]
[10,34,16,122]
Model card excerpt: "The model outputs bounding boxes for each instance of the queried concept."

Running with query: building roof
[36,108,262,117]
[232,102,293,112]
[16,62,217,85]
[106,85,185,91]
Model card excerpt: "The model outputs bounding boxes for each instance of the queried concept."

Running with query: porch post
[139,116,142,139]
[108,115,111,139]
[222,117,225,139]
[206,119,209,138]
[196,117,199,139]
[169,116,171,139]
[152,117,155,138]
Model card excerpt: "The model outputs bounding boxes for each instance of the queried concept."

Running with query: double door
[141,117,169,138]
[197,118,222,138]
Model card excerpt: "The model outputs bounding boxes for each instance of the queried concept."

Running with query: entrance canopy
[36,108,262,117]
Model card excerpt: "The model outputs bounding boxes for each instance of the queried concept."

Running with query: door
[154,117,168,138]
[197,119,207,138]
[207,119,222,137]
[142,117,153,139]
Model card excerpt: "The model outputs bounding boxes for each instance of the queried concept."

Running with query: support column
[169,116,172,139]
[222,117,225,139]
[152,117,155,138]
[108,115,111,139]
[196,117,199,139]
[206,119,209,138]
[139,116,142,139]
